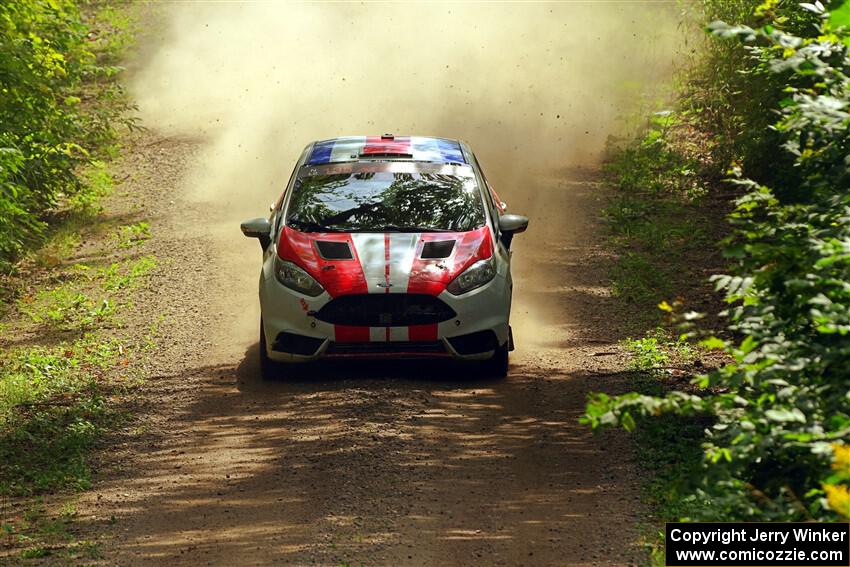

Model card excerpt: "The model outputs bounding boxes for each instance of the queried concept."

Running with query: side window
[274,145,313,236]
[274,164,300,235]
[471,153,501,231]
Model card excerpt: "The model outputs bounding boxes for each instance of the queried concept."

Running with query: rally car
[241,135,528,379]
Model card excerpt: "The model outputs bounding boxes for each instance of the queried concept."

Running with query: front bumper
[259,270,511,363]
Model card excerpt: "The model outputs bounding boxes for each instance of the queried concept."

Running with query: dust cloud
[130,2,683,350]
[133,2,680,210]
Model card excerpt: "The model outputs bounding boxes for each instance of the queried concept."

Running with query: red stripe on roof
[362,136,412,155]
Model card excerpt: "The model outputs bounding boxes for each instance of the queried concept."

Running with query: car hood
[276,225,494,297]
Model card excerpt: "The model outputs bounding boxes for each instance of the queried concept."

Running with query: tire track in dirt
[71,130,645,566]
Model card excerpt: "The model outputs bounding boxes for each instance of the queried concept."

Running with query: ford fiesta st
[241,135,528,379]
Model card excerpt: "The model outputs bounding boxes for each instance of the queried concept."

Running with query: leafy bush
[586,1,850,523]
[685,0,822,194]
[0,0,129,271]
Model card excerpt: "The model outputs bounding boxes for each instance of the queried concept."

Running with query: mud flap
[508,325,515,351]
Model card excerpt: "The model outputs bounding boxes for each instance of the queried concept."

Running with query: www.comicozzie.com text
[669,527,848,546]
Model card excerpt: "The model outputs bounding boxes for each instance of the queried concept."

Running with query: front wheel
[259,319,281,380]
[481,343,509,378]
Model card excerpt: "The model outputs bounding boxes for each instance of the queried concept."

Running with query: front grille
[272,332,325,356]
[327,341,446,356]
[315,294,456,327]
[447,330,499,355]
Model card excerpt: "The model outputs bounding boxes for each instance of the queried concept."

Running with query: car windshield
[286,166,485,233]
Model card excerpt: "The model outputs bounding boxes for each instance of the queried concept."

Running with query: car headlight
[274,258,324,296]
[447,257,496,295]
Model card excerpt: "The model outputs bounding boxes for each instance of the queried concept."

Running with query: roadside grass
[0,1,153,561]
[31,161,115,271]
[0,257,155,562]
[619,331,709,566]
[0,233,156,557]
[2,498,104,562]
[92,3,134,65]
[16,256,156,331]
[116,221,151,249]
[603,115,723,327]
[601,111,731,565]
[633,398,705,567]
[623,328,695,372]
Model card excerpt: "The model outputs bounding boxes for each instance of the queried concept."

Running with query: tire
[259,319,281,380]
[482,343,509,378]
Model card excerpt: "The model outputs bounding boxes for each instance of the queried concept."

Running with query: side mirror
[498,214,529,249]
[499,214,528,234]
[241,217,272,250]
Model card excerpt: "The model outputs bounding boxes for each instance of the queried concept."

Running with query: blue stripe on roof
[435,138,465,163]
[307,140,334,165]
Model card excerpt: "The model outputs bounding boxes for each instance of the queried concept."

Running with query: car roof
[306,135,468,166]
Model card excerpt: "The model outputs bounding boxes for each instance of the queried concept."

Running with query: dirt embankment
[67,3,682,565]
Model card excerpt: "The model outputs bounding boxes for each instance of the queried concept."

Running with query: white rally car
[241,135,528,379]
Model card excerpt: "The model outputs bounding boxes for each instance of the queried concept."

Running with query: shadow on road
[81,338,641,566]
[235,342,508,392]
[77,169,645,566]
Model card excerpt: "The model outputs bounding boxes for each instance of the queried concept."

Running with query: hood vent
[421,240,455,259]
[315,241,353,260]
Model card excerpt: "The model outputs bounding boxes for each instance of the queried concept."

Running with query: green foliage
[0,3,145,559]
[623,329,695,372]
[17,284,113,329]
[624,335,670,371]
[30,160,118,268]
[0,335,123,420]
[0,0,132,272]
[116,221,150,248]
[68,159,114,214]
[687,0,822,194]
[607,114,708,199]
[587,3,850,523]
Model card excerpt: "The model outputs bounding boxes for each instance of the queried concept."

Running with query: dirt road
[69,132,644,567]
[63,3,682,564]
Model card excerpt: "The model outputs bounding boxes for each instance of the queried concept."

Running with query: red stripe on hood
[407,225,493,296]
[277,227,368,297]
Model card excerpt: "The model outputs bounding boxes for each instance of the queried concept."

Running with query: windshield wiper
[288,220,345,233]
[381,225,453,233]
[291,220,455,233]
